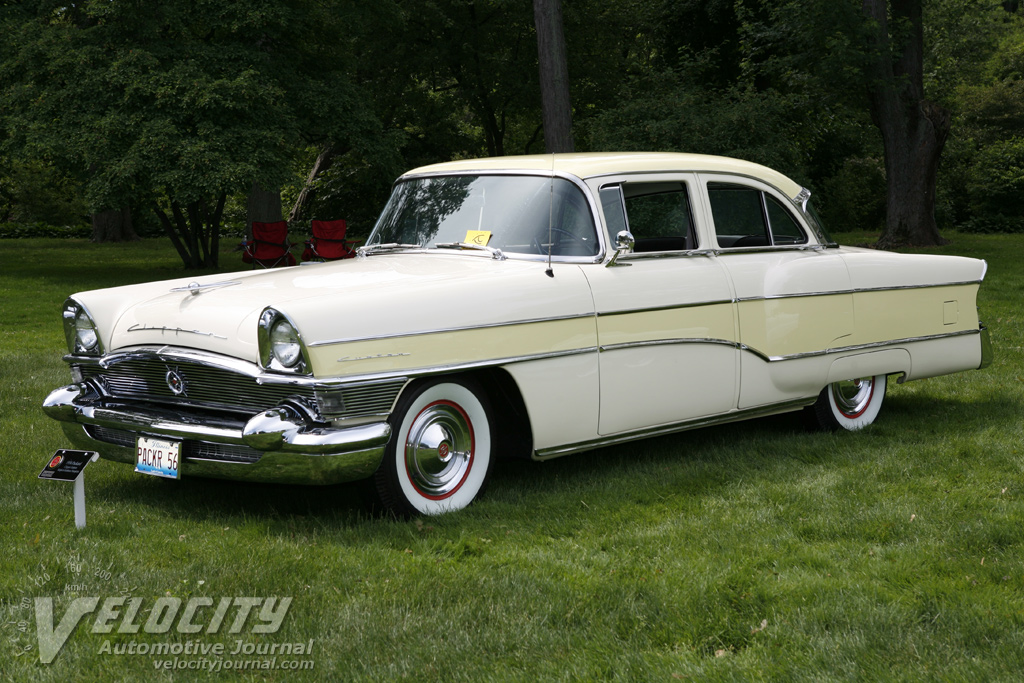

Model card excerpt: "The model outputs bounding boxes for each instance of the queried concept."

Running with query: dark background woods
[3,0,1024,265]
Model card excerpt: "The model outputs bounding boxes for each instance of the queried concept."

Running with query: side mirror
[607,230,635,267]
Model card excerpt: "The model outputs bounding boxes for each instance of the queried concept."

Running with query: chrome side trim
[534,397,814,460]
[595,329,983,363]
[734,280,983,302]
[715,245,823,255]
[599,338,767,360]
[309,312,596,348]
[614,249,720,261]
[771,329,983,362]
[597,300,733,317]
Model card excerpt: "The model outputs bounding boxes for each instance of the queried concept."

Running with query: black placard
[38,450,97,481]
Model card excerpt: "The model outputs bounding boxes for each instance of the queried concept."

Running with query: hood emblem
[126,323,227,340]
[165,367,187,396]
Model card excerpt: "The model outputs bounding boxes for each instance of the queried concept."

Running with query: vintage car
[43,153,992,515]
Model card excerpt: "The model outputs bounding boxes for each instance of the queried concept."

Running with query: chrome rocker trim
[43,383,390,485]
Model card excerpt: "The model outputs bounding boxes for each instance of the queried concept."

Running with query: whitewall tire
[374,379,493,516]
[811,375,887,431]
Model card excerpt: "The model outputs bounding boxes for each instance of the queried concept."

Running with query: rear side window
[708,182,807,247]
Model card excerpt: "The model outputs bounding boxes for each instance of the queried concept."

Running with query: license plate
[135,436,181,479]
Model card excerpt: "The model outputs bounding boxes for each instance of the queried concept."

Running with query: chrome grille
[317,379,407,418]
[80,359,311,414]
[87,425,135,447]
[77,357,405,419]
[185,441,262,464]
[85,425,262,464]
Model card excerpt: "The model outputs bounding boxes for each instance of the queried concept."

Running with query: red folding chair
[241,221,296,268]
[301,219,362,262]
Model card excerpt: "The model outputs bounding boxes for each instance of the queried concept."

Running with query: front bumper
[43,384,391,485]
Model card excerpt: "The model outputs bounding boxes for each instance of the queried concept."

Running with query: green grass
[1,234,1022,681]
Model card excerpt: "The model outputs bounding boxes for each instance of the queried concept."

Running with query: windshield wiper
[434,242,506,261]
[356,243,421,257]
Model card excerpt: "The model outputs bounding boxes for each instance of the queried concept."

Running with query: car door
[583,174,739,436]
[696,173,855,408]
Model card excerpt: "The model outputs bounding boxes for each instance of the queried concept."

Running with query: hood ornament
[170,280,242,297]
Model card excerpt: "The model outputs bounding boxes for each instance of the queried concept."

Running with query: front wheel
[808,374,887,431]
[374,378,493,516]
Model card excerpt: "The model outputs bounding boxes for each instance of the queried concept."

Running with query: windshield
[367,175,601,258]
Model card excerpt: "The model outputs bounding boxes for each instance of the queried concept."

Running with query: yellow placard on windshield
[465,230,492,246]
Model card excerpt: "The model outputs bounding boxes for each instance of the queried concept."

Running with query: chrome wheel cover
[831,377,875,418]
[404,400,474,499]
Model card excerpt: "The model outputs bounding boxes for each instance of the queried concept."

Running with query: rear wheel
[809,375,887,431]
[374,378,493,516]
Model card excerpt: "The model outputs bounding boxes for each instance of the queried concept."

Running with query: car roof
[404,152,803,199]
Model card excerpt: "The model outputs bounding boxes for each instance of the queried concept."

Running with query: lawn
[1,234,1022,681]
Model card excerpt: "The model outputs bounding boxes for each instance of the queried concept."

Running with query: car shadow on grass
[90,472,381,523]
[84,390,1015,525]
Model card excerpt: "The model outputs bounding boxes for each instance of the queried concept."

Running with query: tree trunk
[874,101,950,249]
[533,0,574,154]
[152,194,225,269]
[862,0,949,248]
[246,182,283,239]
[289,144,338,222]
[91,207,138,242]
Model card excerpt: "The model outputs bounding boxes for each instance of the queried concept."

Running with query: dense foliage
[2,0,1024,260]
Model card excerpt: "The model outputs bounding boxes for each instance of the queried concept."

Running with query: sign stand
[39,450,100,529]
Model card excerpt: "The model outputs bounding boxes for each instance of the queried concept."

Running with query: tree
[1,0,385,267]
[861,0,949,248]
[91,208,138,243]
[534,0,574,153]
[399,0,544,157]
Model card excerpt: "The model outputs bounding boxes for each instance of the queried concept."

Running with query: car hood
[75,254,596,368]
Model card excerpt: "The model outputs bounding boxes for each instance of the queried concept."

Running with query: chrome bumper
[979,323,993,370]
[43,384,390,485]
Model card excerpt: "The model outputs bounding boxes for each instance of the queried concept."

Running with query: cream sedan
[44,153,991,515]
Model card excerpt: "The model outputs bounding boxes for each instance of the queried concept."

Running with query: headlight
[258,308,310,374]
[62,299,103,355]
[270,320,302,367]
